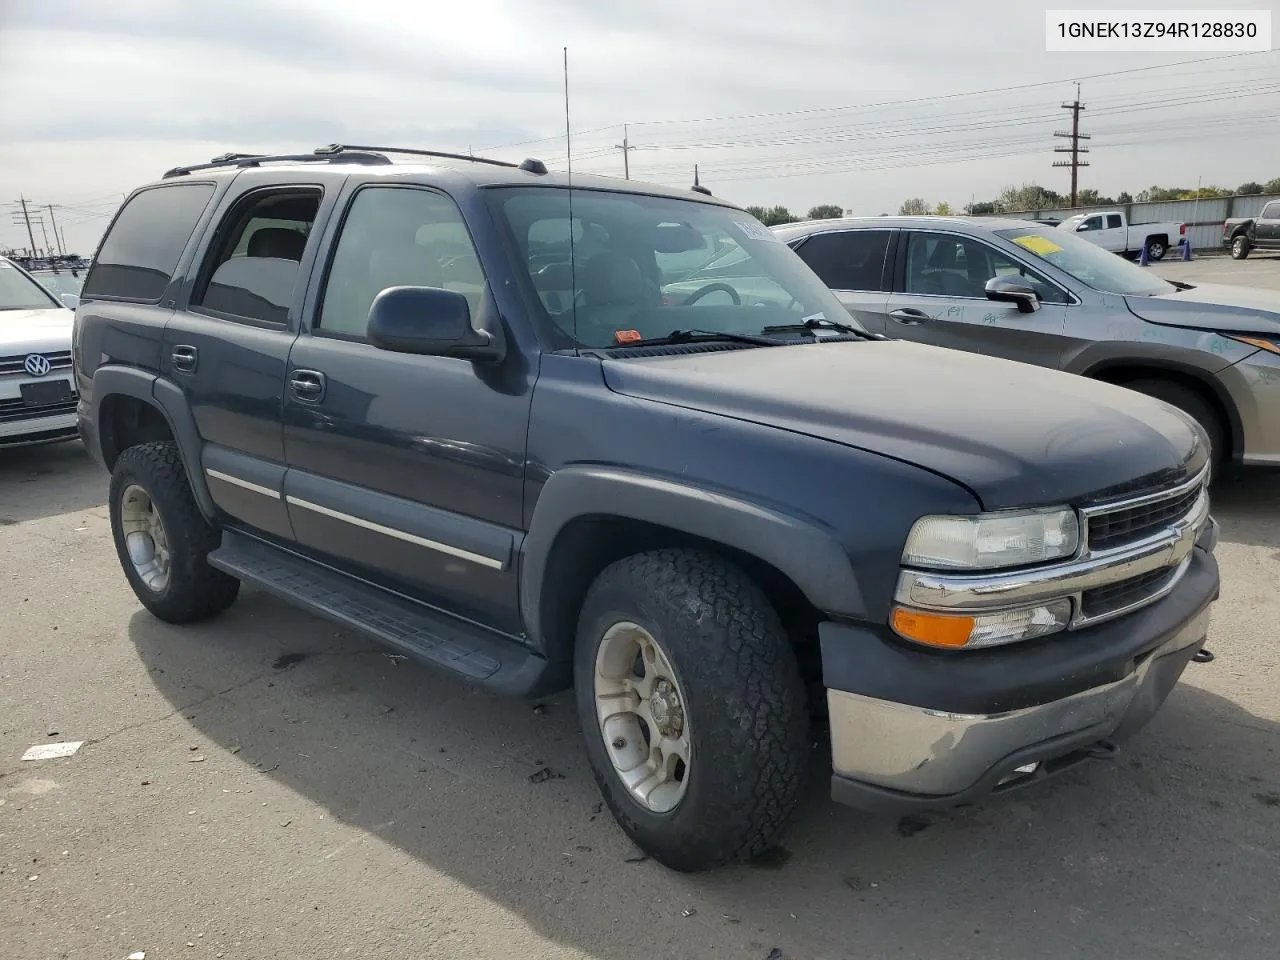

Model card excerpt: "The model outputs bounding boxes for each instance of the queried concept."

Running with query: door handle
[888,308,934,325]
[171,344,198,373]
[289,370,327,402]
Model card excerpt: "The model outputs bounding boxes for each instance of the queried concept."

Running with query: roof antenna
[691,163,711,196]
[564,46,579,348]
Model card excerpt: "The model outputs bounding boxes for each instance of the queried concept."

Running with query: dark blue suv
[75,146,1219,871]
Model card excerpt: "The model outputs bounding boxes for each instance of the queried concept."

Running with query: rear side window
[1106,214,1123,229]
[191,188,320,325]
[82,183,216,302]
[793,230,890,291]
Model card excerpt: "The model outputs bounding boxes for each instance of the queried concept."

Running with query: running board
[208,530,564,696]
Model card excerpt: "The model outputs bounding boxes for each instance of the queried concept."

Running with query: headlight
[902,508,1079,570]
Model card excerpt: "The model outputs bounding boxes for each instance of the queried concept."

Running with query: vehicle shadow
[0,440,104,524]
[129,593,1280,960]
[1212,472,1280,551]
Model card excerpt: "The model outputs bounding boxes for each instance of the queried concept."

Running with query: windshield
[994,227,1175,297]
[489,187,856,348]
[31,270,85,298]
[0,259,62,310]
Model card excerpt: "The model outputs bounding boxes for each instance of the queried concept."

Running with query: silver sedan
[775,216,1280,474]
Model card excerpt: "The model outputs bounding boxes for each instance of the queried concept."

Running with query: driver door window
[904,233,1067,303]
[318,186,488,339]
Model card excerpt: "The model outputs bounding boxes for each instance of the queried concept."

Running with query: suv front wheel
[573,549,809,871]
[109,441,240,623]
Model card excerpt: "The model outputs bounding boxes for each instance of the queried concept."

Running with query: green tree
[807,204,844,220]
[1116,191,1133,204]
[1237,181,1264,195]
[1265,177,1280,194]
[995,183,1061,212]
[898,197,932,215]
[934,201,954,216]
[1077,188,1116,206]
[744,205,799,226]
[965,201,998,215]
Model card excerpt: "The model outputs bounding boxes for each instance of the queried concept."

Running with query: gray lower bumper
[828,604,1211,812]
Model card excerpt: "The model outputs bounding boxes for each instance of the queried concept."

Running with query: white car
[1057,210,1185,262]
[0,257,79,447]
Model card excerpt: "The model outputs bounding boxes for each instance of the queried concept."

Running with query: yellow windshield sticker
[1012,235,1063,256]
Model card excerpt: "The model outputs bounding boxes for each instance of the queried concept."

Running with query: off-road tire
[109,441,240,623]
[1231,234,1251,260]
[1123,379,1226,483]
[574,549,809,872]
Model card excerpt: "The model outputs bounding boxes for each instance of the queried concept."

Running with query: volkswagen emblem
[23,354,51,377]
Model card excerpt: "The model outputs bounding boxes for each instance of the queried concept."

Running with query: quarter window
[793,230,890,291]
[82,183,216,302]
[904,233,1068,304]
[318,187,488,339]
[192,188,320,325]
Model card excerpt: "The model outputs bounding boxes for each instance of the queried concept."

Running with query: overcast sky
[2,0,1278,255]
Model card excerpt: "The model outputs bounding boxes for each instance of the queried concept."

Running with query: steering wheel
[682,282,741,306]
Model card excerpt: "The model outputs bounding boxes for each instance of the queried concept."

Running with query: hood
[602,341,1205,510]
[0,307,74,355]
[1126,282,1280,335]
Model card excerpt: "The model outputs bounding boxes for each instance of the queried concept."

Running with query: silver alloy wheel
[593,621,691,814]
[1148,241,1165,260]
[119,483,171,593]
[1233,236,1248,258]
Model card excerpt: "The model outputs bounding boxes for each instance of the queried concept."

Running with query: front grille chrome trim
[896,472,1211,630]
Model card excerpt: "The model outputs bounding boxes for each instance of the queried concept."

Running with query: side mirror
[985,276,1040,314]
[367,286,505,363]
[59,293,80,309]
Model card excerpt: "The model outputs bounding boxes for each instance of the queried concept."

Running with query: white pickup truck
[1057,210,1185,261]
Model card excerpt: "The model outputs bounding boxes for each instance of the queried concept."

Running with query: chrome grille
[1084,470,1208,554]
[1080,565,1181,620]
[0,394,78,423]
[0,350,73,376]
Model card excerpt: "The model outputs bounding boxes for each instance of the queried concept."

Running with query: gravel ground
[2,255,1278,960]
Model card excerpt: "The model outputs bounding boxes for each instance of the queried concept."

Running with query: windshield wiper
[1169,281,1196,291]
[610,328,782,349]
[760,314,879,340]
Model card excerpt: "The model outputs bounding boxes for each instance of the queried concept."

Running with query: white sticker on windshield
[732,219,780,243]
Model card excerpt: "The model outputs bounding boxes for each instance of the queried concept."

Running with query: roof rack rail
[162,149,393,179]
[313,144,548,175]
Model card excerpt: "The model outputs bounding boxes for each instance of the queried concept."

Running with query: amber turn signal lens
[890,608,975,648]
[1227,335,1280,355]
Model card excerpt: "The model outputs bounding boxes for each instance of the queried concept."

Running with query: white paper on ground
[21,741,85,761]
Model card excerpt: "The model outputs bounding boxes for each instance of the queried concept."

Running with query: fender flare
[91,365,216,521]
[519,465,868,646]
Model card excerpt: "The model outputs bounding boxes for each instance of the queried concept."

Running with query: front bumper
[823,534,1219,813]
[0,410,78,445]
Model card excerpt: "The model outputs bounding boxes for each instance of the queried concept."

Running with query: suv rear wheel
[573,549,808,871]
[109,441,240,623]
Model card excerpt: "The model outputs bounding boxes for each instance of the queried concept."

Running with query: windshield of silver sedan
[994,227,1175,297]
[490,187,860,349]
[0,260,62,310]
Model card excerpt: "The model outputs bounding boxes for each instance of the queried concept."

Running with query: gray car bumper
[828,601,1211,813]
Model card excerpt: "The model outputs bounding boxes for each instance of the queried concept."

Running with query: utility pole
[1052,84,1090,207]
[16,197,38,256]
[45,205,66,257]
[615,123,633,180]
[37,215,52,256]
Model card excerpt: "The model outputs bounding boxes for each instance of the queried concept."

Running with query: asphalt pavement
[2,254,1279,960]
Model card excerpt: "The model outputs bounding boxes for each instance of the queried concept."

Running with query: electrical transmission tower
[1052,85,1090,207]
